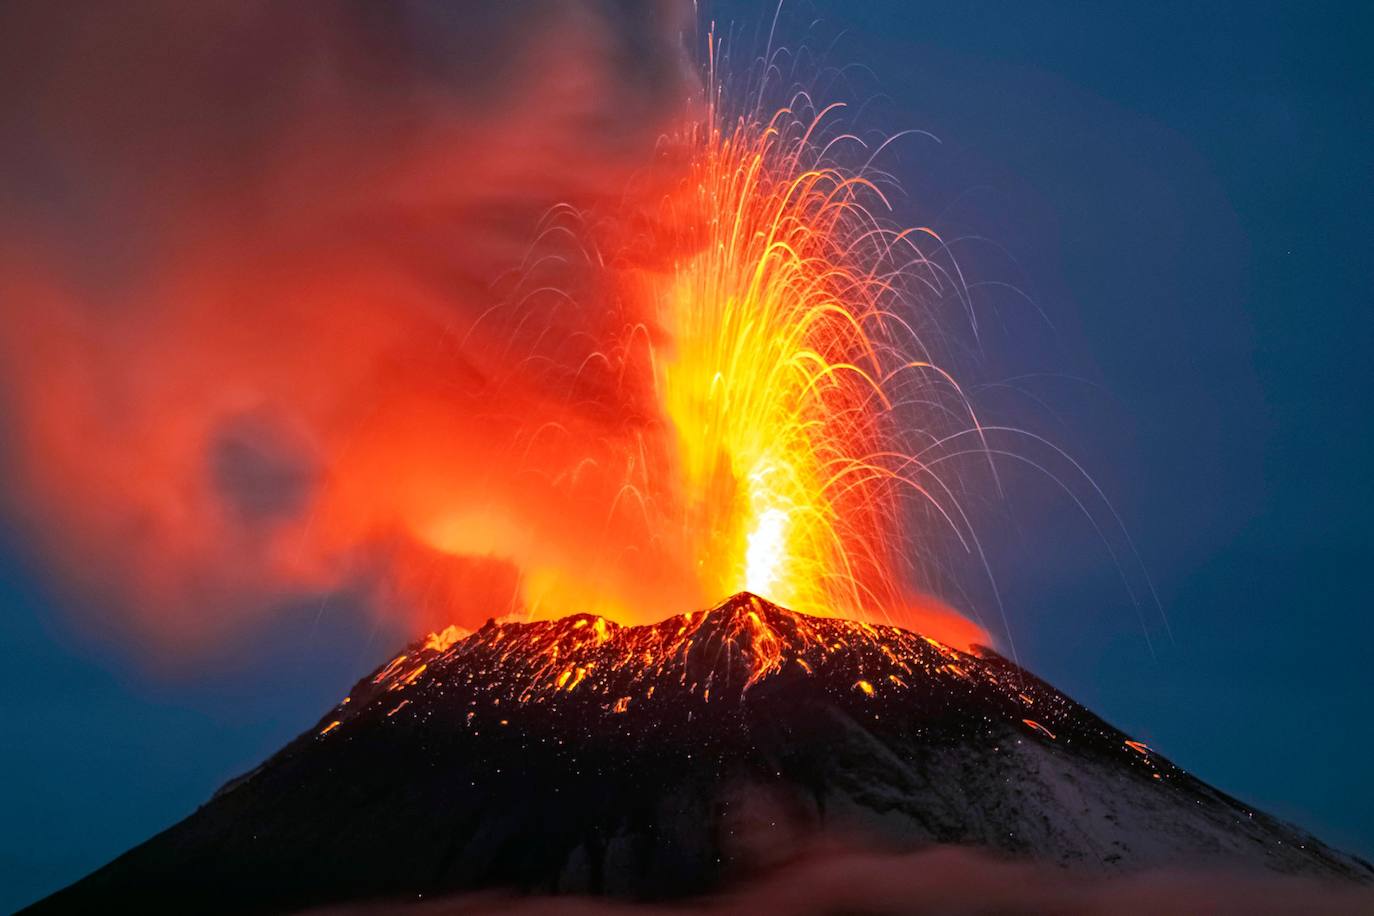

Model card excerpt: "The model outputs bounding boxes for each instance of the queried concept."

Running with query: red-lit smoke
[0,2,987,657]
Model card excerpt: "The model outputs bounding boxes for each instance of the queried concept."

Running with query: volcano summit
[29,594,1372,913]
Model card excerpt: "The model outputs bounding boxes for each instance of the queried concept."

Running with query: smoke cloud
[0,0,708,654]
[309,843,1374,915]
[0,0,994,663]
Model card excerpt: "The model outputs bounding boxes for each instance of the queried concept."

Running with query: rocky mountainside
[27,593,1372,913]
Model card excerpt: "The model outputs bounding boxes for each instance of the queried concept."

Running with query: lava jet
[27,593,1371,914]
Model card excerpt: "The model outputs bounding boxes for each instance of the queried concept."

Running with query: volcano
[28,594,1371,913]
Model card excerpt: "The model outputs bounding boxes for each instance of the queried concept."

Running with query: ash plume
[0,1,705,655]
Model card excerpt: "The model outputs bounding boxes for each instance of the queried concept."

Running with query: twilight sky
[3,2,1372,910]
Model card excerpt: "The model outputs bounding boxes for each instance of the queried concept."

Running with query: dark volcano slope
[28,593,1372,913]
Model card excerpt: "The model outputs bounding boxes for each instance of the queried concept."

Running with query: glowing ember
[309,591,1178,800]
[424,625,468,653]
[349,593,982,719]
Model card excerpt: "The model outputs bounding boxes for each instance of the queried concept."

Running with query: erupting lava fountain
[24,30,1374,916]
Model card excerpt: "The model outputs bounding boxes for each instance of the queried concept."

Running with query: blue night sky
[3,2,1372,911]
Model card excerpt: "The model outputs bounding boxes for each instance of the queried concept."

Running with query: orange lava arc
[652,72,985,626]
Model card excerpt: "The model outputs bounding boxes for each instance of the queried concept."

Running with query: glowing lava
[314,591,1165,794]
[305,35,991,642]
[397,37,990,639]
[617,44,988,627]
[0,8,997,655]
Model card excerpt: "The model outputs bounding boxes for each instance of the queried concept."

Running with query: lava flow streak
[315,591,1167,790]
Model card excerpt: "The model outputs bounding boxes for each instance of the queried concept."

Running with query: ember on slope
[323,593,1152,777]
